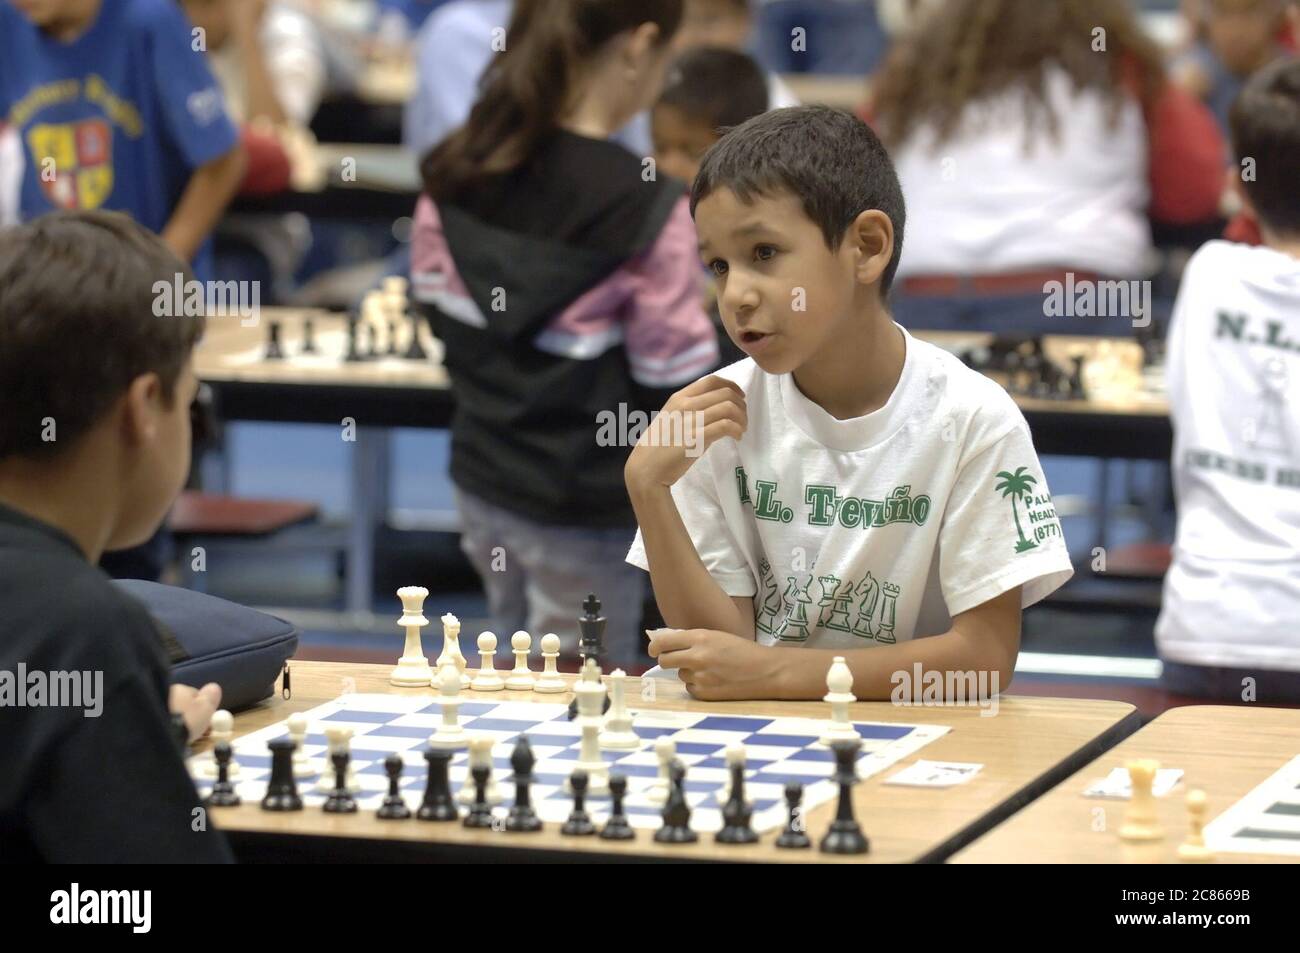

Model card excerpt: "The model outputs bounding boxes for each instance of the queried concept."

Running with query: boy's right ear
[119,372,165,448]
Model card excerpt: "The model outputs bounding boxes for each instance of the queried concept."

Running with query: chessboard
[1203,753,1300,857]
[191,693,949,834]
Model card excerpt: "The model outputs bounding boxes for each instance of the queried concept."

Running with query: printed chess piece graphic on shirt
[875,582,899,644]
[755,558,783,635]
[995,467,1040,553]
[1245,356,1291,455]
[774,576,813,642]
[816,574,854,633]
[851,571,880,639]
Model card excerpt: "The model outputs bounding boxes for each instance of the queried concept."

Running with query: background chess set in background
[191,694,949,833]
[1203,754,1300,857]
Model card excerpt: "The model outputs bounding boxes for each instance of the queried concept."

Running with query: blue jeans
[454,488,648,667]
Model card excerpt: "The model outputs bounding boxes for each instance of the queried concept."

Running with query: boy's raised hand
[169,682,223,743]
[625,376,747,491]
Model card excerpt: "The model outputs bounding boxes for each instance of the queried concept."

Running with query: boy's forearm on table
[628,480,746,635]
[771,626,1017,701]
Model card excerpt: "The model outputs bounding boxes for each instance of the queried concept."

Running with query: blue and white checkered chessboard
[192,694,949,833]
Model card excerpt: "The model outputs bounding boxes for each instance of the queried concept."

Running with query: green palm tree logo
[995,467,1039,553]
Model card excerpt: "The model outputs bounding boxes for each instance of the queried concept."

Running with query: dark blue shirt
[0,0,238,278]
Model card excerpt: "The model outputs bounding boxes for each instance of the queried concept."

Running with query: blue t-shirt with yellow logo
[0,0,238,278]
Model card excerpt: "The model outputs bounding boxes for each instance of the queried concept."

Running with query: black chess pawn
[301,318,318,355]
[506,737,543,832]
[599,773,635,841]
[403,312,428,360]
[205,740,241,807]
[376,753,411,819]
[264,320,285,360]
[774,782,811,849]
[463,762,495,829]
[365,321,379,359]
[323,750,359,813]
[819,739,869,855]
[654,760,698,844]
[569,593,611,720]
[261,737,303,811]
[561,770,597,836]
[716,754,758,844]
[417,748,459,821]
[386,320,399,356]
[344,314,363,362]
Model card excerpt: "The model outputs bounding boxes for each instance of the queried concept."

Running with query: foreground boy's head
[1229,55,1300,242]
[689,105,905,375]
[652,46,769,184]
[0,211,204,556]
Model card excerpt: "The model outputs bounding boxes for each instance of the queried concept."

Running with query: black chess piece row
[213,729,870,855]
[343,310,428,363]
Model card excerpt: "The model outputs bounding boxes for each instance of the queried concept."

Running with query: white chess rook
[390,586,434,686]
[820,656,860,746]
[533,633,566,693]
[1120,759,1164,842]
[505,631,535,690]
[470,632,505,691]
[600,669,639,749]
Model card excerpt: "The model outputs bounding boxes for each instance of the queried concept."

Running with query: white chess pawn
[288,712,315,778]
[316,725,359,793]
[1120,759,1164,842]
[505,630,535,691]
[456,735,502,805]
[436,613,471,688]
[600,669,639,749]
[646,736,676,805]
[470,632,505,691]
[1177,788,1214,862]
[533,632,566,693]
[390,586,434,687]
[428,663,467,748]
[820,655,859,746]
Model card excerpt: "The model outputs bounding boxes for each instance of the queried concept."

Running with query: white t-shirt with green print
[626,324,1074,649]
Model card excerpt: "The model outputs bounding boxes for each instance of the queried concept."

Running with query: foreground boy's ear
[1227,167,1259,226]
[850,209,894,286]
[119,372,165,447]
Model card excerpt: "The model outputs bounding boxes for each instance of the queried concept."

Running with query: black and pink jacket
[412,130,719,528]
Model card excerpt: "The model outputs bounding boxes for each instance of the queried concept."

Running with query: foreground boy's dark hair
[1230,56,1300,236]
[0,210,205,460]
[691,104,907,293]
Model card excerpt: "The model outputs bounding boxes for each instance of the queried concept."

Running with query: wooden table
[950,706,1300,864]
[202,661,1139,863]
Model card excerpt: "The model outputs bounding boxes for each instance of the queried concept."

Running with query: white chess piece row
[471,629,566,693]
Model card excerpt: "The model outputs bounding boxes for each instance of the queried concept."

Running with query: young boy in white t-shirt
[1156,58,1300,703]
[624,106,1074,701]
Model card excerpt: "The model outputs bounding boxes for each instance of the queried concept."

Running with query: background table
[202,661,1139,863]
[950,705,1300,864]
